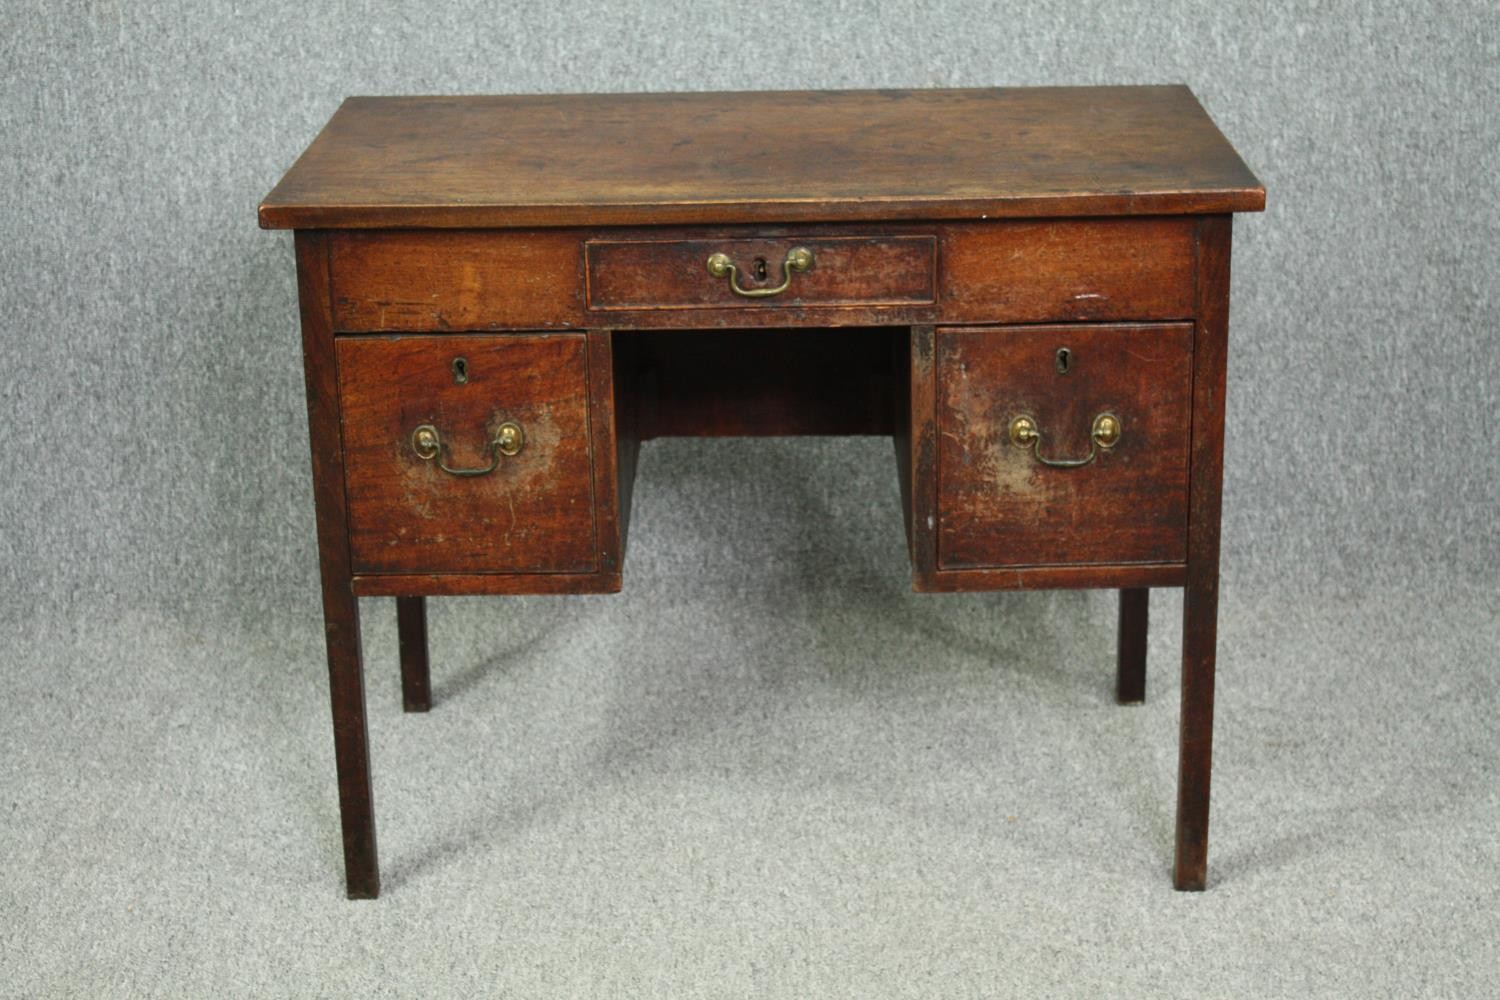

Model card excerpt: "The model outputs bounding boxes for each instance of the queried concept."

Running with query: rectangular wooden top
[259,86,1263,230]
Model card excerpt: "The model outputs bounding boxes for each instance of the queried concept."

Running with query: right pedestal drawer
[933,323,1194,570]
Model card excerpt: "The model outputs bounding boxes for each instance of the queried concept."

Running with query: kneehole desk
[259,85,1265,898]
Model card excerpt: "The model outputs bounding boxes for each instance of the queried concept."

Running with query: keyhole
[753,257,769,281]
[452,357,468,384]
[1055,348,1072,374]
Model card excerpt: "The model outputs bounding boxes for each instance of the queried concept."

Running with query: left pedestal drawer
[337,333,599,575]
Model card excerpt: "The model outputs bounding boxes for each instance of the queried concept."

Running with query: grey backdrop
[3,0,1496,620]
[3,2,1498,997]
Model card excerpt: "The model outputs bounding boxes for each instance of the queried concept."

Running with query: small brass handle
[1009,413,1120,469]
[705,246,814,298]
[411,422,524,477]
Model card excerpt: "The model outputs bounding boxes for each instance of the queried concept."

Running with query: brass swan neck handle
[411,422,524,477]
[705,246,814,298]
[1008,413,1121,469]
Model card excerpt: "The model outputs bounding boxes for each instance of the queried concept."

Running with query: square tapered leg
[1172,214,1232,891]
[397,597,431,712]
[297,231,381,898]
[1116,588,1149,703]
[321,585,380,899]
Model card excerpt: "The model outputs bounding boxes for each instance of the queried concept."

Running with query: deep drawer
[934,323,1193,570]
[337,333,598,575]
[585,235,936,311]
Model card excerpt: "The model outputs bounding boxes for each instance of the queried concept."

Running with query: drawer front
[326,220,1193,333]
[938,218,1196,324]
[935,323,1193,570]
[337,334,598,575]
[585,235,936,311]
[331,231,585,332]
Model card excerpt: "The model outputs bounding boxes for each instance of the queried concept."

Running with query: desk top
[259,86,1264,230]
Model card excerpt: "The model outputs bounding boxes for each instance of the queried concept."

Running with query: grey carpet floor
[3,439,1497,998]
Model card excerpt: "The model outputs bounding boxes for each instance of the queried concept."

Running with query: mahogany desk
[260,86,1264,897]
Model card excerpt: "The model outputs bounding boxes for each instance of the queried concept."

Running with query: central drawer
[585,235,936,311]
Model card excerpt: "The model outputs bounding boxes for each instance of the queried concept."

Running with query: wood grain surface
[331,230,583,332]
[326,218,1195,333]
[272,88,1263,896]
[1174,215,1233,891]
[586,235,935,310]
[337,333,598,576]
[934,323,1194,570]
[260,87,1264,229]
[294,231,380,899]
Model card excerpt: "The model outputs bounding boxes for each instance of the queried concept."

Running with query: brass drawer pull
[705,246,814,298]
[1009,413,1120,468]
[411,421,524,477]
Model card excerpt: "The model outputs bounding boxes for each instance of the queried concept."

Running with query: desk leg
[321,585,380,899]
[397,597,431,712]
[1173,214,1231,891]
[297,231,380,899]
[1116,588,1148,703]
[1174,568,1219,890]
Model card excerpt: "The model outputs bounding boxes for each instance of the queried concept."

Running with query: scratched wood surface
[337,333,598,575]
[271,87,1266,895]
[260,87,1264,229]
[586,235,935,310]
[295,231,380,898]
[327,218,1196,332]
[1175,214,1234,890]
[935,323,1194,570]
